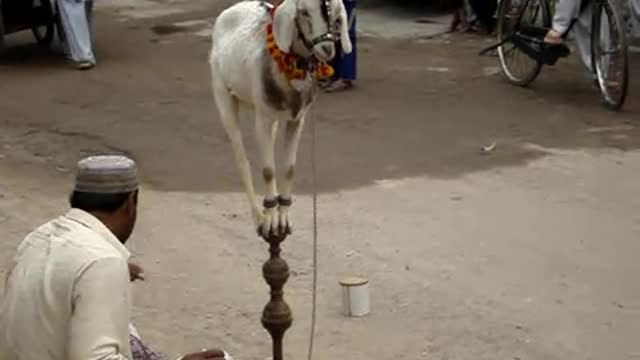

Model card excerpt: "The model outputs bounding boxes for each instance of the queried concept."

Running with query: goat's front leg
[211,69,262,229]
[255,110,279,237]
[278,117,306,235]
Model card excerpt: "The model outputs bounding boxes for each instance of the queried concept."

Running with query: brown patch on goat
[262,52,288,111]
[285,166,295,180]
[263,167,275,182]
[289,91,303,119]
[262,50,316,119]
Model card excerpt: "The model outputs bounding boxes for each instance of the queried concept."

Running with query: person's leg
[85,0,94,42]
[487,0,498,33]
[463,0,477,26]
[628,0,640,38]
[545,0,583,43]
[340,0,356,82]
[468,0,497,33]
[329,39,343,80]
[631,0,640,18]
[573,1,594,72]
[56,0,95,68]
[325,0,356,92]
[129,324,162,360]
[449,0,462,32]
[449,0,473,32]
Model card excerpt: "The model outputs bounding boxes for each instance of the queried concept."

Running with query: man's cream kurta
[0,208,133,360]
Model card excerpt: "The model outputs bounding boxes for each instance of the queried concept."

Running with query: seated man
[0,155,225,360]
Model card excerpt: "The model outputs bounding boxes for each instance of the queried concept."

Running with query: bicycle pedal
[540,43,571,65]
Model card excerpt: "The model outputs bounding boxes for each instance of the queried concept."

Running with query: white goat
[209,0,352,237]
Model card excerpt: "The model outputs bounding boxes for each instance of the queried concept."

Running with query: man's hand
[128,262,145,282]
[181,349,226,360]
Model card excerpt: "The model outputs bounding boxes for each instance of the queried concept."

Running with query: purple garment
[130,332,162,360]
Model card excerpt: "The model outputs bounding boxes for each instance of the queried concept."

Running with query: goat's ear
[337,1,352,54]
[273,0,297,53]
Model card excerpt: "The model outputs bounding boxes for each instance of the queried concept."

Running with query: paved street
[1,1,639,360]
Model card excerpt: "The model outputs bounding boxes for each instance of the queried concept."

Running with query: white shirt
[0,208,133,360]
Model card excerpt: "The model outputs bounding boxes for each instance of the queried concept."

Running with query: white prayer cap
[73,155,139,194]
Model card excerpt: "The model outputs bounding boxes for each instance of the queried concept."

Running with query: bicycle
[480,0,629,111]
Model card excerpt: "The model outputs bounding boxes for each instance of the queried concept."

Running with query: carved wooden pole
[261,233,293,360]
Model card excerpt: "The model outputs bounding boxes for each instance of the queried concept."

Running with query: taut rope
[307,106,319,360]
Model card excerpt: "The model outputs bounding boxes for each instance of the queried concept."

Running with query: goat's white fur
[209,0,352,237]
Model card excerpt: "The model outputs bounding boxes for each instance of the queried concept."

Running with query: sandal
[318,80,333,89]
[324,80,353,93]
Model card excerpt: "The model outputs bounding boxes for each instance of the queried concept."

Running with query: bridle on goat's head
[269,0,341,55]
[265,1,335,81]
[301,0,339,47]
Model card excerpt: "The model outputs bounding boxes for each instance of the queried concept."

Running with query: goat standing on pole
[208,0,352,238]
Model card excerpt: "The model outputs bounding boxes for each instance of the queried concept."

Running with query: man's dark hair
[69,191,135,213]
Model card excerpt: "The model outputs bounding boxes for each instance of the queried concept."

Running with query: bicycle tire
[31,0,54,47]
[497,0,552,86]
[0,0,5,50]
[591,0,629,111]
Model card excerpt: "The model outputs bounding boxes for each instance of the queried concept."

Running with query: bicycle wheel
[0,0,5,50]
[497,0,552,86]
[591,0,629,111]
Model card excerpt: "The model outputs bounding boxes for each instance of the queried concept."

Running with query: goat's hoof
[278,206,292,235]
[277,222,292,236]
[257,207,280,239]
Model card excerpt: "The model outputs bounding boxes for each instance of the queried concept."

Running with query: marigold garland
[266,15,334,81]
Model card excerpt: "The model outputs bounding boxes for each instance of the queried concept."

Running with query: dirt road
[1,2,639,360]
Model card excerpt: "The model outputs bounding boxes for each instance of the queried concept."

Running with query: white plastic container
[339,276,370,317]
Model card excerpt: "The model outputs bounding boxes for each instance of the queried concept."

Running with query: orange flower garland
[266,14,334,81]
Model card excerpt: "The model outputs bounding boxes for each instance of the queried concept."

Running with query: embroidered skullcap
[73,155,139,194]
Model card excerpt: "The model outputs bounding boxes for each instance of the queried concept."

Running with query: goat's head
[273,0,352,62]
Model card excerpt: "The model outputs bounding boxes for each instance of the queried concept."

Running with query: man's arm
[68,257,132,360]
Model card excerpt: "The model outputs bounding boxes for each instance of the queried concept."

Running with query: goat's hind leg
[210,64,263,230]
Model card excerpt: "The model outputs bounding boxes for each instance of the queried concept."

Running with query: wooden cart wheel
[0,0,6,49]
[32,0,54,47]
